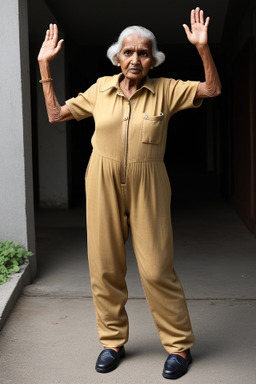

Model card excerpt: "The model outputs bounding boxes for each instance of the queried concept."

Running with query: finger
[57,39,64,50]
[183,24,192,38]
[49,23,54,39]
[191,9,195,25]
[195,7,200,23]
[45,29,50,41]
[200,9,204,24]
[54,39,64,56]
[48,24,52,39]
[53,24,59,41]
[205,16,210,27]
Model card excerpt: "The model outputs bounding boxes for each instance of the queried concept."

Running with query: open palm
[38,24,64,62]
[183,7,209,47]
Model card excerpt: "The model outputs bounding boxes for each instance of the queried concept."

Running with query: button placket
[120,103,131,184]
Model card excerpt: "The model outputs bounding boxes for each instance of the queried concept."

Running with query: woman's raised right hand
[38,24,64,63]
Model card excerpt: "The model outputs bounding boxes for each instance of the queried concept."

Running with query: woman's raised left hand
[183,7,209,47]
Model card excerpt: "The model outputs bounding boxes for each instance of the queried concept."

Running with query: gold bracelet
[39,78,53,83]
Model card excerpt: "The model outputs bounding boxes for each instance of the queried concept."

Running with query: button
[123,116,128,121]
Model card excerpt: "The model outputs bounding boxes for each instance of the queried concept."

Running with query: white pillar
[0,0,36,276]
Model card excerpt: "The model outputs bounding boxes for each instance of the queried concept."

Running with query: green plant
[0,240,33,285]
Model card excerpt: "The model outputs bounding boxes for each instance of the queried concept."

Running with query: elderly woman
[38,7,221,380]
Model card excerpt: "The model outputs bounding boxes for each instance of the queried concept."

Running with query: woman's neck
[120,76,144,91]
[119,76,145,99]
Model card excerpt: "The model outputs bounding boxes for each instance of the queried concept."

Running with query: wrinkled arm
[195,44,222,99]
[183,7,221,99]
[38,61,73,123]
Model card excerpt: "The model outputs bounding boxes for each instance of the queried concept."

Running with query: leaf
[9,265,20,274]
[0,240,33,285]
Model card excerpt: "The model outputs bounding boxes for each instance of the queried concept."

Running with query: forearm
[196,44,221,98]
[38,60,72,123]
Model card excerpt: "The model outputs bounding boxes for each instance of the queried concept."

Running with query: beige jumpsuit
[66,74,202,354]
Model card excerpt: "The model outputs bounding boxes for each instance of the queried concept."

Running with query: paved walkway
[0,194,256,383]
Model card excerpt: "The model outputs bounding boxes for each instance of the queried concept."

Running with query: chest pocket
[142,113,164,145]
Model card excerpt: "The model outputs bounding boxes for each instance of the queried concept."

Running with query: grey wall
[0,0,36,275]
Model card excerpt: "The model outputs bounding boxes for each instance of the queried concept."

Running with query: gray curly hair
[106,25,165,67]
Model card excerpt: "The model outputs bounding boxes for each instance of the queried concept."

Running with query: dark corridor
[29,0,256,236]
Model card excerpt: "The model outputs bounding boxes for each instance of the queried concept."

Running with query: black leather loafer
[95,346,125,373]
[162,349,192,379]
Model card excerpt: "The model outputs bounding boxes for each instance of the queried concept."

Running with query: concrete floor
[1,172,256,383]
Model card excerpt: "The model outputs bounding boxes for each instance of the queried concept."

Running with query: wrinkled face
[117,34,154,81]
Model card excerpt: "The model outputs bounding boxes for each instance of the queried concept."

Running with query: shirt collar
[99,73,155,94]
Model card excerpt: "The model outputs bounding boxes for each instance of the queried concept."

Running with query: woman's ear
[150,58,156,69]
[114,55,120,66]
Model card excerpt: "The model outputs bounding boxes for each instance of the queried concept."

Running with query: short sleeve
[168,79,203,117]
[65,81,98,121]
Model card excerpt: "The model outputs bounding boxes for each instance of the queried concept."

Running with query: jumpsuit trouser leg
[86,153,130,348]
[127,161,195,354]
